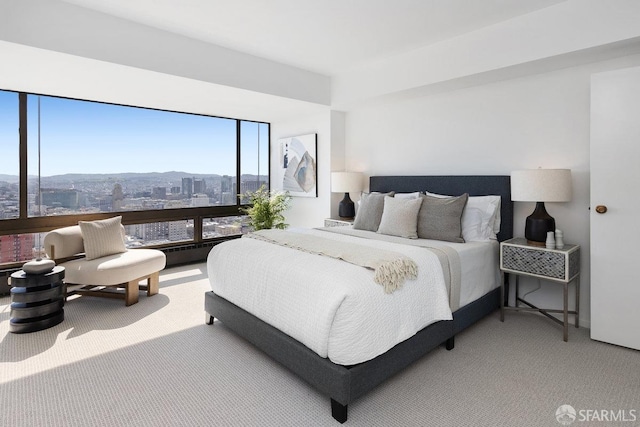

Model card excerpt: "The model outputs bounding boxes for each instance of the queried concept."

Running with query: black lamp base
[338,193,355,219]
[525,202,555,246]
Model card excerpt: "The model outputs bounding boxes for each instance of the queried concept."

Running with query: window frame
[0,89,270,266]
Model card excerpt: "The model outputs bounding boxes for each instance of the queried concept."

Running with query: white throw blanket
[321,227,463,310]
[245,229,417,293]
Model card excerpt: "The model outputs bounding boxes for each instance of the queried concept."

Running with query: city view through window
[0,90,269,264]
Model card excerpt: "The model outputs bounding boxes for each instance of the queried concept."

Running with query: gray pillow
[353,192,394,232]
[377,196,422,238]
[417,193,469,242]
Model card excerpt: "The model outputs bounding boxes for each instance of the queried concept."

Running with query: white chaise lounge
[43,217,166,306]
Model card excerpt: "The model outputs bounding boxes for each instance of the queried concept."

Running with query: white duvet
[207,228,453,365]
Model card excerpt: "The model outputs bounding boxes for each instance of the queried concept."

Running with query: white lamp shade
[331,172,363,193]
[511,169,572,202]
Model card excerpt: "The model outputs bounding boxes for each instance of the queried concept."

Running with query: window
[0,89,270,265]
[124,220,194,247]
[202,215,249,239]
[239,120,269,203]
[0,90,19,220]
[26,94,240,216]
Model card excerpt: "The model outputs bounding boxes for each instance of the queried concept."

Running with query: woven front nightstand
[500,237,580,341]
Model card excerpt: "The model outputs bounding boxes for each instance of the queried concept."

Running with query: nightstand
[8,266,66,333]
[324,217,354,227]
[500,237,580,341]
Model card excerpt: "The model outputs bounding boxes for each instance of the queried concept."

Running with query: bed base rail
[204,287,500,423]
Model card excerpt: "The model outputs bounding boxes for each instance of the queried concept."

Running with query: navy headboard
[369,175,513,242]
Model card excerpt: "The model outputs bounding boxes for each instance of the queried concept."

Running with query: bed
[204,175,512,423]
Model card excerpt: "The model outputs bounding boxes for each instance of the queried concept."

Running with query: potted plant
[241,185,292,230]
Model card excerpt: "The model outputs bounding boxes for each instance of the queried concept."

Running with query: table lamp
[331,172,363,219]
[511,169,572,246]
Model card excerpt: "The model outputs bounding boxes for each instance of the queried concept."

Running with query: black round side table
[9,266,66,333]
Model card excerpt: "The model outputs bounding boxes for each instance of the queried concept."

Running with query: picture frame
[277,133,317,197]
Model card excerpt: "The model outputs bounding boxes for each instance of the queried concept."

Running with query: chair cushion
[61,249,166,286]
[44,226,85,259]
[44,223,128,260]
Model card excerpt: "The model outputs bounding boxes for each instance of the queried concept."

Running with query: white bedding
[455,239,501,306]
[319,227,500,307]
[207,228,499,365]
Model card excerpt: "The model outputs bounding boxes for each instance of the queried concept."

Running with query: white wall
[271,112,333,228]
[345,53,640,327]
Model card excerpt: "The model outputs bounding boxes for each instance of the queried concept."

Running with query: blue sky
[0,90,268,177]
[0,90,19,176]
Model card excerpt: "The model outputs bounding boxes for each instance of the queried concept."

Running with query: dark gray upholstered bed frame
[205,175,512,423]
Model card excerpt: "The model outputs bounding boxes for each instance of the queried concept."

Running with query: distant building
[0,234,35,263]
[191,194,210,207]
[170,186,181,194]
[96,196,113,212]
[181,177,193,197]
[112,184,124,211]
[38,189,80,210]
[152,187,167,199]
[168,220,189,241]
[215,223,242,236]
[128,222,169,243]
[0,201,19,219]
[221,175,233,194]
[193,178,206,194]
[240,179,266,194]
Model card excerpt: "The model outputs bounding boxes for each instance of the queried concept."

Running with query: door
[590,66,640,350]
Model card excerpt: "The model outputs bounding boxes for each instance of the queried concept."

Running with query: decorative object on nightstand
[331,172,363,219]
[511,169,572,246]
[545,231,555,249]
[500,237,580,341]
[555,229,564,249]
[22,257,56,274]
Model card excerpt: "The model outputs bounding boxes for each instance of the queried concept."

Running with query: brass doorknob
[595,205,608,214]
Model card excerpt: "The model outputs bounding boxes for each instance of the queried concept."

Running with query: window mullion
[236,119,241,206]
[18,93,27,219]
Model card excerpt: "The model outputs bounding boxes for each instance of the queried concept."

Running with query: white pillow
[78,216,127,260]
[377,196,422,239]
[426,191,501,241]
[394,192,421,199]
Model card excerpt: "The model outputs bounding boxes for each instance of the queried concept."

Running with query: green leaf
[240,184,291,230]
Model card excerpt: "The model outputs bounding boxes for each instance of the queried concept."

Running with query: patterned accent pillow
[353,192,395,232]
[417,194,468,242]
[78,216,127,260]
[377,196,423,239]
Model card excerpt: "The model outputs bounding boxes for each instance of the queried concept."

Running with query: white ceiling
[60,0,565,76]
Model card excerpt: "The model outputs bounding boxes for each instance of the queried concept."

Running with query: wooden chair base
[67,271,160,306]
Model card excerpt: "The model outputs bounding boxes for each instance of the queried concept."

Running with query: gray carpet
[1,263,638,427]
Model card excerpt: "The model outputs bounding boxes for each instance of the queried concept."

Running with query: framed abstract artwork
[277,133,317,197]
